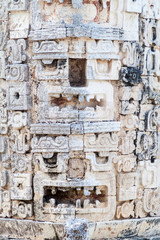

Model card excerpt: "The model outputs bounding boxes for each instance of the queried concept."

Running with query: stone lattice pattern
[1,0,160,238]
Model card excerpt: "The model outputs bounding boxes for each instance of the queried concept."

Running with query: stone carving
[1,0,160,238]
[116,201,134,219]
[86,40,119,60]
[135,199,147,218]
[34,171,116,222]
[87,60,121,80]
[9,112,28,129]
[117,173,137,201]
[12,201,32,219]
[68,157,85,179]
[0,136,9,162]
[11,173,32,200]
[136,132,158,161]
[0,0,8,20]
[11,154,32,173]
[140,18,159,46]
[138,161,160,188]
[148,76,160,104]
[6,64,29,81]
[83,121,120,133]
[8,0,28,11]
[146,106,160,131]
[31,136,69,153]
[119,131,136,155]
[143,188,160,216]
[115,155,137,173]
[30,123,70,135]
[84,133,118,152]
[64,219,89,240]
[121,42,141,67]
[0,190,11,218]
[0,51,6,78]
[141,1,160,19]
[35,60,68,81]
[120,115,139,130]
[86,152,116,172]
[33,41,68,60]
[7,83,31,110]
[37,81,115,122]
[0,107,7,135]
[9,11,29,39]
[119,86,142,115]
[1,169,8,187]
[120,67,142,85]
[7,39,26,64]
[34,153,68,173]
[11,129,30,154]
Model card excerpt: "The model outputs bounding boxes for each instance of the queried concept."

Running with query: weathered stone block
[7,83,31,110]
[11,173,32,200]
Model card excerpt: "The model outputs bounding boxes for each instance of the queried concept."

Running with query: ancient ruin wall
[1,0,160,239]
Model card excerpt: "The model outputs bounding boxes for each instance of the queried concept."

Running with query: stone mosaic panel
[1,0,160,239]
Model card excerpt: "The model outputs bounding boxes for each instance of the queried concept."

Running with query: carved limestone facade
[1,0,160,239]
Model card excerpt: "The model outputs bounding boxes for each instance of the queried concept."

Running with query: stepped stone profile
[1,0,160,239]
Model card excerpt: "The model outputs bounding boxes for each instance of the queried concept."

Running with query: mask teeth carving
[76,199,81,208]
[84,199,90,208]
[96,94,104,102]
[50,198,56,207]
[78,95,85,102]
[86,95,94,102]
[51,94,60,98]
[43,186,107,209]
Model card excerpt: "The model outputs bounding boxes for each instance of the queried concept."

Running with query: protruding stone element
[64,218,90,240]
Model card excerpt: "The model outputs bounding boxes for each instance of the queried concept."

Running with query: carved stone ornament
[120,67,142,85]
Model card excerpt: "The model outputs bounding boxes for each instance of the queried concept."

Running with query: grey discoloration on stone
[64,219,90,240]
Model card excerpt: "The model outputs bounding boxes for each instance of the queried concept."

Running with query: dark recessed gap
[152,27,156,41]
[69,58,86,87]
[14,92,20,99]
[43,153,58,168]
[43,186,107,207]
